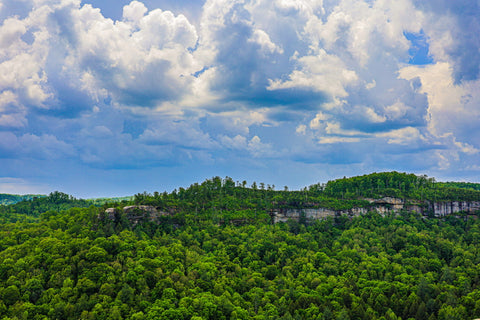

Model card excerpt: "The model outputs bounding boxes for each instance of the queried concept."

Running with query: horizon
[1,0,479,198]
[2,171,480,199]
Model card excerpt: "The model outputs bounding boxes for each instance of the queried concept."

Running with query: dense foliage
[88,197,134,207]
[1,172,480,319]
[122,173,480,222]
[2,206,480,319]
[0,194,45,206]
[319,172,480,202]
[0,192,92,222]
[439,182,480,192]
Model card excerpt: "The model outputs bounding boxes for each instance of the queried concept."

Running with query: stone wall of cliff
[105,199,480,225]
[103,205,171,226]
[272,198,480,223]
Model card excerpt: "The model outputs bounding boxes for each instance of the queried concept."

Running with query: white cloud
[309,111,330,130]
[139,121,218,149]
[268,48,358,98]
[453,138,479,155]
[0,0,479,186]
[201,109,271,137]
[324,121,364,136]
[249,29,283,55]
[61,2,199,107]
[0,91,16,110]
[218,134,274,157]
[274,0,323,16]
[384,101,409,120]
[378,126,425,145]
[247,135,274,157]
[79,125,113,139]
[0,17,27,49]
[0,13,51,108]
[365,80,376,90]
[0,113,27,128]
[310,0,423,65]
[435,150,451,170]
[20,133,76,159]
[399,62,480,153]
[363,106,387,123]
[318,136,361,144]
[296,124,306,135]
[122,1,147,23]
[220,134,248,149]
[0,132,75,159]
[0,91,27,128]
[417,0,480,82]
[348,105,386,123]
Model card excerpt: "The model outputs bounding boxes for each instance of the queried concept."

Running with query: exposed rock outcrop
[272,208,365,223]
[104,198,480,225]
[429,201,480,217]
[103,205,171,226]
[272,198,480,223]
[104,207,117,220]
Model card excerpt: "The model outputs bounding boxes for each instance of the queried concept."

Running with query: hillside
[119,172,480,224]
[3,172,480,224]
[439,181,480,191]
[1,172,480,319]
[0,193,133,206]
[0,193,45,206]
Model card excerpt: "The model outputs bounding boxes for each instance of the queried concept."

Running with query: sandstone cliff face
[103,205,171,225]
[273,208,339,223]
[429,201,480,217]
[105,199,480,225]
[272,198,480,223]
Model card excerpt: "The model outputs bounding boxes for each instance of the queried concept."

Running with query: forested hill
[0,193,133,206]
[1,172,480,319]
[438,181,480,191]
[123,172,480,216]
[3,172,480,221]
[0,192,133,223]
[0,193,45,205]
[318,172,480,201]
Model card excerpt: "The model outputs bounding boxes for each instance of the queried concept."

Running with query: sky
[0,0,479,198]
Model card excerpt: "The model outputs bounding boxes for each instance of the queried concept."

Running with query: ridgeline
[1,172,480,319]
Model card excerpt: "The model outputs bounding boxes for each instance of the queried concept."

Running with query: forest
[1,172,480,319]
[0,194,45,206]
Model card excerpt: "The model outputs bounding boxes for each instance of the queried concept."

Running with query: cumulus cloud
[249,29,284,56]
[122,0,147,23]
[195,0,432,137]
[379,126,426,146]
[414,0,480,83]
[0,13,51,110]
[0,91,27,128]
[66,2,199,107]
[139,121,217,150]
[219,134,274,157]
[1,0,480,193]
[267,49,358,98]
[399,62,480,153]
[0,132,75,159]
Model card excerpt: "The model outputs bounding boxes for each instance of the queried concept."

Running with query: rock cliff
[105,199,480,225]
[271,198,480,223]
[103,205,171,226]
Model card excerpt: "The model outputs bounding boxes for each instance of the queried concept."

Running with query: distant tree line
[0,194,46,206]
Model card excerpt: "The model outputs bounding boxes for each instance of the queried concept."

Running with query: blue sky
[0,0,479,198]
